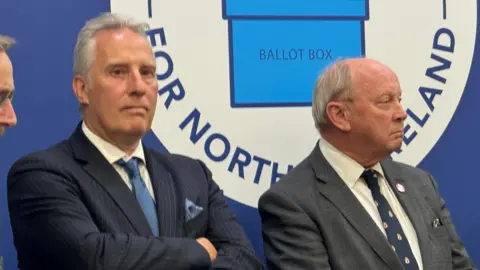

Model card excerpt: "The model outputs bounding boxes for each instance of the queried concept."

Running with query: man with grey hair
[258,58,476,269]
[0,35,17,136]
[7,13,263,270]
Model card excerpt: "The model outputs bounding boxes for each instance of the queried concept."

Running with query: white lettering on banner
[393,28,455,156]
[147,28,295,185]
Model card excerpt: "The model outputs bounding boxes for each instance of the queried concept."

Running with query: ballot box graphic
[223,0,369,107]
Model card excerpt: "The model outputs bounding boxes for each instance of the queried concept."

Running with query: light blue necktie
[117,158,159,236]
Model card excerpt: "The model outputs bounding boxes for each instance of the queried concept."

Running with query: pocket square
[185,198,203,221]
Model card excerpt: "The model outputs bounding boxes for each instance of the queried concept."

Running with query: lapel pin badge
[396,183,405,193]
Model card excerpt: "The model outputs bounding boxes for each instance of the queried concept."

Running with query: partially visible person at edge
[0,34,18,270]
[0,35,17,136]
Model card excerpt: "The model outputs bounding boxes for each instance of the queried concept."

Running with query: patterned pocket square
[185,198,203,221]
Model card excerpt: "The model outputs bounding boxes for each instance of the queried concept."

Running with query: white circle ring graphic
[111,0,477,207]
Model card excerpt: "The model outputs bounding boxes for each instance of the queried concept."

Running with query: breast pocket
[429,223,449,241]
[183,210,208,238]
[428,225,452,266]
[424,198,452,265]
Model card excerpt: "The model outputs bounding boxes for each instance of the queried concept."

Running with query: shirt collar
[82,121,146,165]
[319,139,384,188]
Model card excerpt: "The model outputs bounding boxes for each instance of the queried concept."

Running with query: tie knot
[362,169,379,190]
[116,158,141,179]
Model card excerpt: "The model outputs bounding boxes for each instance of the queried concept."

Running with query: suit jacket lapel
[144,148,184,237]
[381,160,432,270]
[310,144,403,269]
[69,124,153,236]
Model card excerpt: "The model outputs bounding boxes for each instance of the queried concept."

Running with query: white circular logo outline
[111,0,477,207]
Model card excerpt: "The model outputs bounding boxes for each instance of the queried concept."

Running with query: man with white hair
[0,35,17,136]
[7,13,263,270]
[258,58,476,270]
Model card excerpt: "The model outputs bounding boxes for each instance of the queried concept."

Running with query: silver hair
[311,59,354,133]
[73,12,151,79]
[0,35,16,52]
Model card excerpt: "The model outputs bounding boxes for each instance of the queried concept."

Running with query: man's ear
[72,75,89,106]
[325,101,352,132]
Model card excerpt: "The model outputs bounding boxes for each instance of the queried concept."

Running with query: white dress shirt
[319,139,423,269]
[82,122,155,200]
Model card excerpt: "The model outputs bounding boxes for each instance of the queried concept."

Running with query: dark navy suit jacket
[7,124,263,270]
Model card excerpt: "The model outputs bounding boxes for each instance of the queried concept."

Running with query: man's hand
[196,237,217,261]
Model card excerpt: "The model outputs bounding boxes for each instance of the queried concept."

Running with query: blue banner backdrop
[0,1,478,269]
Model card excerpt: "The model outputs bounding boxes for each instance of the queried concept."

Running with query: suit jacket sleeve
[7,153,211,270]
[197,160,264,270]
[258,188,331,270]
[426,173,477,269]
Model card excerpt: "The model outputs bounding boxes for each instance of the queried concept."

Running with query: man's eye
[0,91,13,106]
[141,69,156,77]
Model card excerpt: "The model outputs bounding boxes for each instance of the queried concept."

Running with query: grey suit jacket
[258,143,476,270]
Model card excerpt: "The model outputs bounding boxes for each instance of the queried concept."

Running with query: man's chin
[124,123,150,137]
[125,128,147,137]
[388,140,403,153]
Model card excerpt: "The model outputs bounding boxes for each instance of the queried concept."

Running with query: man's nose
[0,99,17,127]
